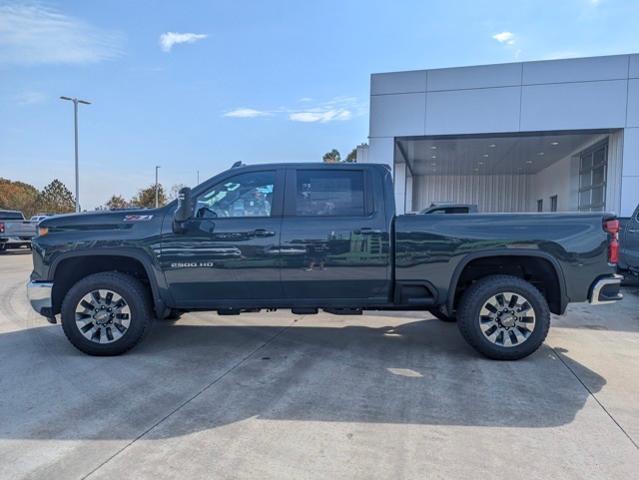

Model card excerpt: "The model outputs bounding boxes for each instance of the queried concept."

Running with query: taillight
[604,219,620,264]
[0,222,4,234]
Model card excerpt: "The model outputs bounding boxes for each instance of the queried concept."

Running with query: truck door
[279,166,391,305]
[161,168,284,306]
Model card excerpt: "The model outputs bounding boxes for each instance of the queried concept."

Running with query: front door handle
[358,227,382,235]
[252,228,275,237]
[628,228,639,233]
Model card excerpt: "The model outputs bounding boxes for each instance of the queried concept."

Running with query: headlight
[38,227,49,237]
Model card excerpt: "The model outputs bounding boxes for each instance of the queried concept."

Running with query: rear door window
[0,212,24,220]
[295,170,365,217]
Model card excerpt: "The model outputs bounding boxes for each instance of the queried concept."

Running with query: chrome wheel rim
[479,292,536,348]
[75,289,131,344]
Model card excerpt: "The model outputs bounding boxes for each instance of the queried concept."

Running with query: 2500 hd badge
[170,262,215,268]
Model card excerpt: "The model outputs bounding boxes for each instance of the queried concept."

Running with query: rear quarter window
[0,212,24,220]
[295,170,365,216]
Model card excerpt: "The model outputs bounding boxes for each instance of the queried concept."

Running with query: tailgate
[4,221,36,237]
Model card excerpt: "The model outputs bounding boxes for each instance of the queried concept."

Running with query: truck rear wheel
[61,272,152,356]
[457,275,550,360]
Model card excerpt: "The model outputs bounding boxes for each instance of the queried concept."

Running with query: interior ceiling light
[482,153,489,158]
[551,141,559,146]
[526,160,533,164]
[538,152,545,156]
[489,144,496,148]
[474,168,479,171]
[479,161,484,165]
[430,146,437,150]
[431,155,437,159]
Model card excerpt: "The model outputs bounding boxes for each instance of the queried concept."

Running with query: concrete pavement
[0,250,637,479]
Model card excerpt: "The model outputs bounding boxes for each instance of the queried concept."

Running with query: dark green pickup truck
[27,163,622,360]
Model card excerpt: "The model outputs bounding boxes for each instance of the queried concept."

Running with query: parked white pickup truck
[0,210,37,252]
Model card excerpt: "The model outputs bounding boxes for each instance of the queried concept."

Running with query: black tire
[428,308,456,322]
[457,275,550,360]
[61,272,153,356]
[0,244,7,253]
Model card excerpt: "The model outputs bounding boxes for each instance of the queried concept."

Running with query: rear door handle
[628,228,639,233]
[252,228,275,237]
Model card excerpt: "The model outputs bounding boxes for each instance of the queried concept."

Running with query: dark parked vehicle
[619,204,639,277]
[28,163,622,359]
[420,203,478,215]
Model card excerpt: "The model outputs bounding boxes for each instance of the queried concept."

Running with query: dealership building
[362,54,639,215]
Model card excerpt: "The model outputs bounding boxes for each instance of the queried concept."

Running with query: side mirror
[173,187,194,232]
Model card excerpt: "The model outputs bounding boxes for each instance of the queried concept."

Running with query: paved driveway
[1,250,638,479]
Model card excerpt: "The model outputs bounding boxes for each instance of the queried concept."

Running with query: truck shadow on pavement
[0,317,606,441]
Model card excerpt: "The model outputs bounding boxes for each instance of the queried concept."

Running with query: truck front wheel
[456,275,550,360]
[61,272,153,356]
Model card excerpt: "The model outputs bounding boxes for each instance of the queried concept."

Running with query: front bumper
[589,274,623,305]
[27,281,53,316]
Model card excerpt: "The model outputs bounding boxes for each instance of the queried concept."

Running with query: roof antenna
[231,161,244,169]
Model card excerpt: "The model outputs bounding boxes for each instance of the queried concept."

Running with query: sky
[1,0,639,209]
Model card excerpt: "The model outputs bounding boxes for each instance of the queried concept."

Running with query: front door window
[196,171,275,218]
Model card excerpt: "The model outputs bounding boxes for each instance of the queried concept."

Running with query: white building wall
[528,155,576,211]
[367,54,639,215]
[413,174,529,213]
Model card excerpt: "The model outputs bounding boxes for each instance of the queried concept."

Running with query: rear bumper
[27,281,53,316]
[1,237,31,246]
[589,274,623,305]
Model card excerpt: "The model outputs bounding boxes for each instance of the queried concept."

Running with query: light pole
[155,165,161,208]
[197,170,200,184]
[60,96,91,212]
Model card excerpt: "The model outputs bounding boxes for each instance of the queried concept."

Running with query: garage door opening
[394,130,623,214]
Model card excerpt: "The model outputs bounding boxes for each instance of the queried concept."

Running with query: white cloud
[159,32,207,52]
[223,108,271,118]
[15,91,46,105]
[0,3,123,65]
[289,109,352,123]
[493,31,515,45]
[223,96,363,123]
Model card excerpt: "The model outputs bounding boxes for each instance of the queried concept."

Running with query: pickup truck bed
[27,163,622,360]
[0,210,36,251]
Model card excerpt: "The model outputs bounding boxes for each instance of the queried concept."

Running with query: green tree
[105,195,129,210]
[322,149,341,163]
[0,178,40,217]
[39,179,75,214]
[131,184,167,208]
[345,148,357,163]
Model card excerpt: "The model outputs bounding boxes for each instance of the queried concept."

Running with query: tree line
[0,178,184,216]
[322,147,358,163]
[0,178,75,217]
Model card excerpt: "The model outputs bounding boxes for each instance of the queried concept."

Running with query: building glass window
[578,142,608,212]
[550,195,558,212]
[537,199,543,212]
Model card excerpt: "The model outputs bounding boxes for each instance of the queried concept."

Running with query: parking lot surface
[1,250,638,479]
